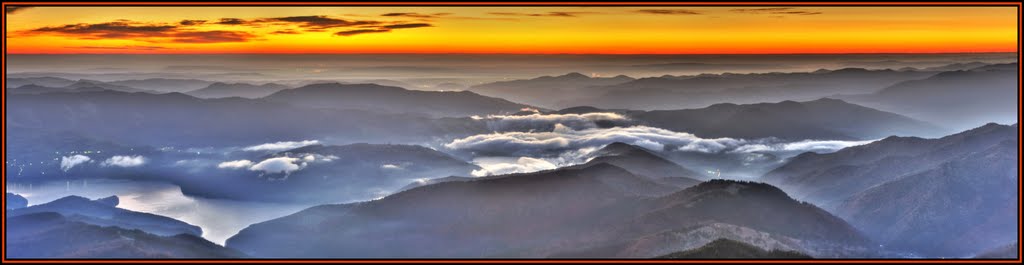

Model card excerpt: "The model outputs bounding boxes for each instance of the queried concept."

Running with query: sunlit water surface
[8,179,312,245]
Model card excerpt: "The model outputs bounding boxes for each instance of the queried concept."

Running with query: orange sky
[3,5,1019,54]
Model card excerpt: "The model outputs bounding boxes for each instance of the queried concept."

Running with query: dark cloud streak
[30,22,177,39]
[216,18,248,25]
[635,9,702,15]
[67,45,169,50]
[22,14,435,41]
[334,28,391,36]
[380,12,451,19]
[169,31,256,43]
[24,21,256,43]
[487,11,596,17]
[258,16,381,30]
[6,6,32,14]
[270,29,301,34]
[731,8,823,15]
[382,23,432,29]
[179,20,207,26]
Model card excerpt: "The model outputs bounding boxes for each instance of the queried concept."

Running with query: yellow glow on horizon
[3,6,1018,54]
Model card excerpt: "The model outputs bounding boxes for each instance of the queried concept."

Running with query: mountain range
[107,78,217,93]
[840,63,1017,131]
[627,98,942,140]
[472,68,939,110]
[8,195,203,237]
[264,82,534,118]
[7,212,242,258]
[468,72,635,109]
[186,82,292,99]
[9,79,161,95]
[227,143,871,258]
[657,238,812,259]
[5,90,490,147]
[764,123,1018,257]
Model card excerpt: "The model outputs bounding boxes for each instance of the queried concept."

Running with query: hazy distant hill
[918,61,992,72]
[6,193,28,210]
[630,98,942,140]
[227,164,869,258]
[8,84,108,94]
[8,79,159,95]
[582,142,704,188]
[63,80,159,93]
[6,77,77,88]
[841,63,1017,132]
[657,238,812,259]
[108,78,216,93]
[469,72,635,109]
[398,142,702,195]
[764,123,1018,257]
[264,82,534,118]
[7,212,243,258]
[396,176,476,193]
[8,195,202,237]
[557,68,938,110]
[187,82,291,99]
[6,90,489,147]
[433,82,466,91]
[8,84,76,94]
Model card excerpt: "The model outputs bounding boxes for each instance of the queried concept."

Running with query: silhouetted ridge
[658,238,812,259]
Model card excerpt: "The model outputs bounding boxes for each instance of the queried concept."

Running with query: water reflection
[8,179,311,245]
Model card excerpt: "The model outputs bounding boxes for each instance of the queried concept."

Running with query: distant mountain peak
[560,72,589,78]
[830,67,871,73]
[283,82,408,94]
[75,79,106,84]
[95,196,119,207]
[596,142,651,156]
[556,106,605,114]
[954,122,1012,137]
[675,179,792,200]
[49,195,92,204]
[265,82,531,117]
[809,97,848,104]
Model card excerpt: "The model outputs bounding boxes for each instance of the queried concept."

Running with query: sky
[3,5,1019,54]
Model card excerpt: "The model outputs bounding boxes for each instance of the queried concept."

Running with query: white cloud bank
[446,124,743,156]
[730,139,877,154]
[249,157,305,175]
[60,155,91,172]
[101,155,147,167]
[242,140,320,152]
[219,157,307,175]
[471,157,558,177]
[447,124,876,156]
[447,124,878,176]
[217,160,254,169]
